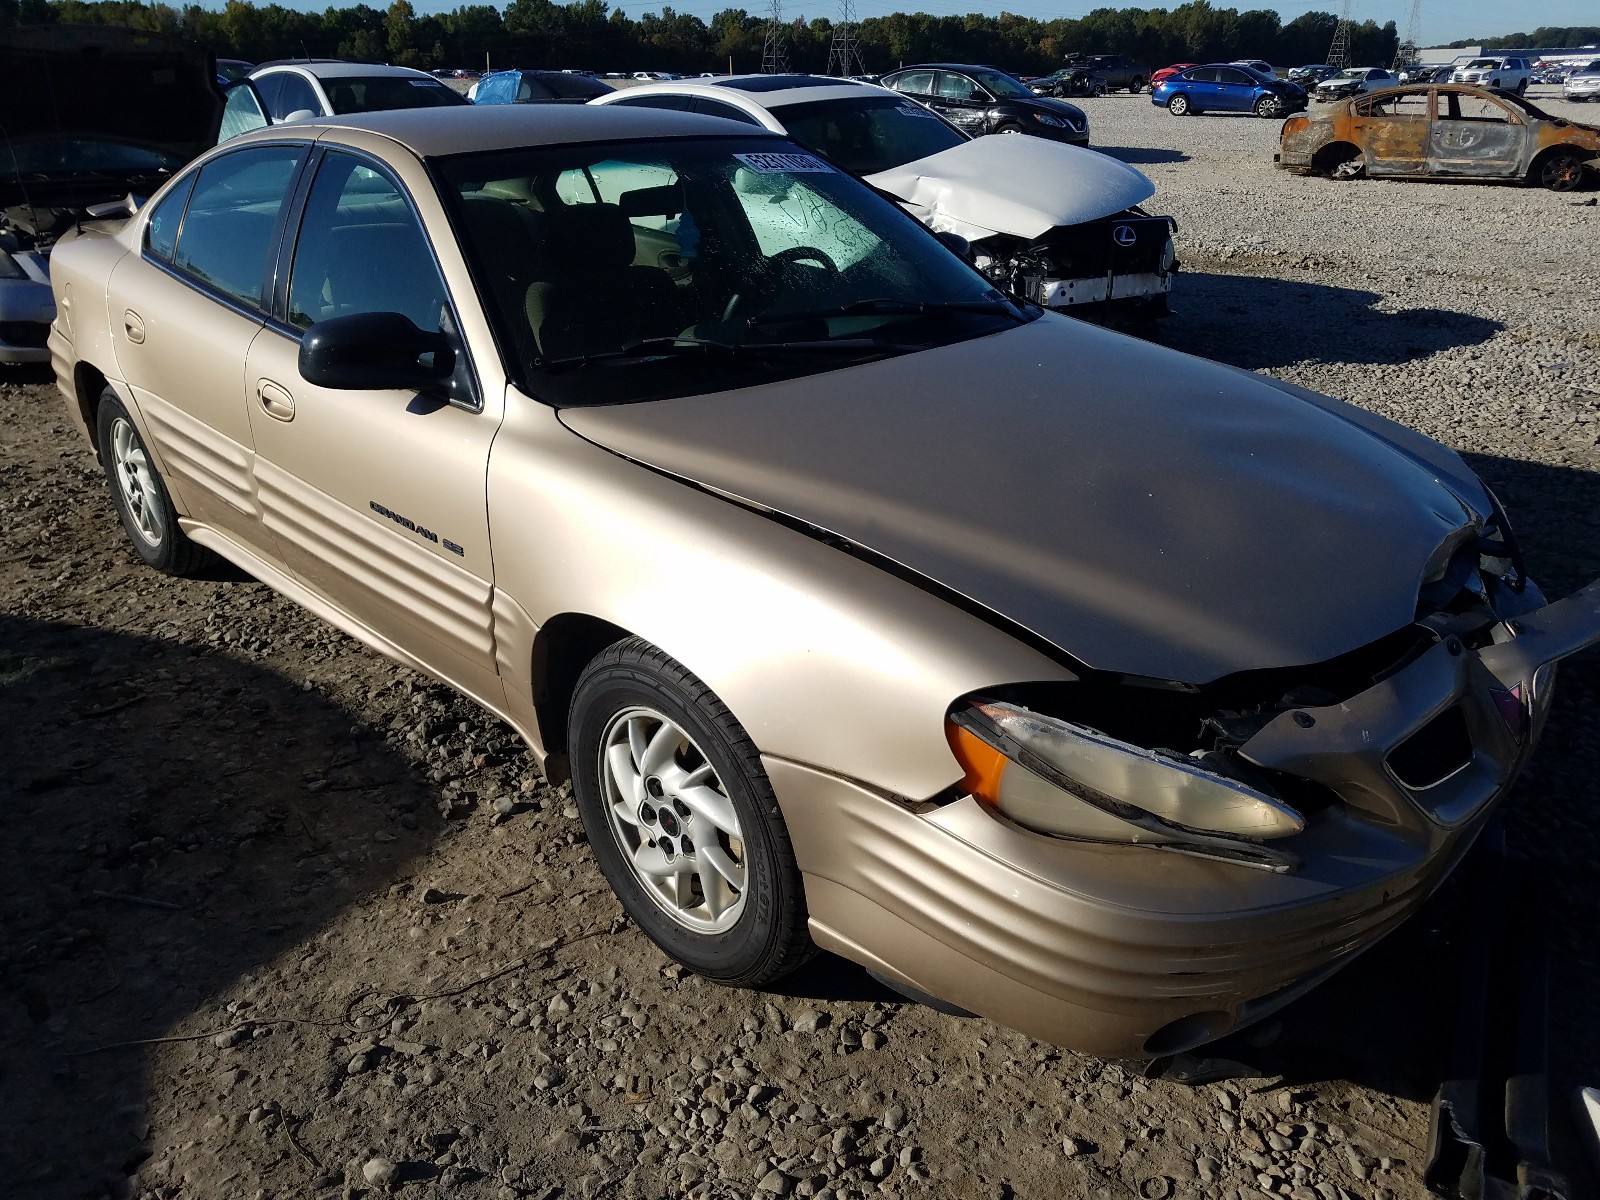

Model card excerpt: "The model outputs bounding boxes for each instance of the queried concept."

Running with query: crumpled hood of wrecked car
[863,135,1155,241]
[558,316,1489,684]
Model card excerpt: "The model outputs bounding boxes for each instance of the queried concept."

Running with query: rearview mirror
[299,312,455,392]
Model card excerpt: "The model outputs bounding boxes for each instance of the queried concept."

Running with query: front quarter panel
[489,391,1077,800]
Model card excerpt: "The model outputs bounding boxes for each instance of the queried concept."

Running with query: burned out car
[596,76,1177,314]
[47,105,1600,1060]
[0,25,223,363]
[1278,84,1600,191]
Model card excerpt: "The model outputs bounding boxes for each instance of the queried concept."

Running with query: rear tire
[568,637,814,987]
[96,388,217,577]
[1167,93,1190,116]
[1128,76,1146,93]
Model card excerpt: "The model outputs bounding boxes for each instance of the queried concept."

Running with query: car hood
[559,317,1489,685]
[863,136,1155,242]
[0,25,223,210]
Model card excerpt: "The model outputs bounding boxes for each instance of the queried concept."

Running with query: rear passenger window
[171,146,301,308]
[143,173,196,262]
[287,152,447,333]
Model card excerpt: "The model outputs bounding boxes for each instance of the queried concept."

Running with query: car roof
[254,61,436,81]
[616,74,885,109]
[887,64,1006,73]
[258,104,783,158]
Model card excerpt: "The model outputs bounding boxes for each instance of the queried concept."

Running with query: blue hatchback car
[1152,63,1307,118]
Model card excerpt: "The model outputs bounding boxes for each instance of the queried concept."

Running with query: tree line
[13,0,1564,77]
[1446,28,1600,52]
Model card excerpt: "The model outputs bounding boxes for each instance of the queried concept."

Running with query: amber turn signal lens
[946,718,1008,805]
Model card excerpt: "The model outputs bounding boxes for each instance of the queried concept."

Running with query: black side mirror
[935,230,973,262]
[299,312,455,391]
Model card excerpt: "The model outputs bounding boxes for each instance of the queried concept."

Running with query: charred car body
[0,25,223,363]
[595,76,1177,314]
[1278,84,1600,191]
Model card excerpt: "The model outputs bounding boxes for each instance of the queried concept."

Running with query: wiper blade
[748,297,1025,327]
[538,335,884,372]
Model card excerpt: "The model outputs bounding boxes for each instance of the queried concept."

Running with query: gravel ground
[3,89,1598,1200]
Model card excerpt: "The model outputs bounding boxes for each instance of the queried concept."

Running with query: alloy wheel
[597,705,747,934]
[110,416,166,548]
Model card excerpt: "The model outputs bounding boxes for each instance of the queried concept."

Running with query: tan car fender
[489,390,1077,802]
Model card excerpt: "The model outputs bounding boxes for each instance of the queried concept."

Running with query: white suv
[1451,56,1532,93]
[219,61,466,140]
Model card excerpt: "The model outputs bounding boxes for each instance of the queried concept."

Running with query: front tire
[1167,93,1190,116]
[1535,150,1588,192]
[995,121,1024,135]
[1255,94,1285,118]
[96,388,217,576]
[568,638,814,987]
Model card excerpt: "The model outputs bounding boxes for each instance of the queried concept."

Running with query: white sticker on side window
[897,103,937,118]
[733,151,835,173]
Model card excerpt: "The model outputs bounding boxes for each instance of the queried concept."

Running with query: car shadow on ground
[1095,145,1191,165]
[1144,270,1505,369]
[0,616,443,1198]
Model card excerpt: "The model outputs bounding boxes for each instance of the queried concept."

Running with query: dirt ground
[3,94,1600,1200]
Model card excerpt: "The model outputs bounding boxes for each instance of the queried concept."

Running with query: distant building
[1419,44,1599,67]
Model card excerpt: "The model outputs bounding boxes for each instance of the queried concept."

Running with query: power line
[825,0,866,76]
[761,0,791,73]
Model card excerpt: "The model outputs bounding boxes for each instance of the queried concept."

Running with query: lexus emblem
[1112,224,1137,247]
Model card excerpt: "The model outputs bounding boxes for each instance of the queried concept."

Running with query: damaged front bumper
[975,211,1179,313]
[774,578,1600,1060]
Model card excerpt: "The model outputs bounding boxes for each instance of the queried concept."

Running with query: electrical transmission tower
[825,0,866,77]
[1327,0,1353,68]
[761,0,791,74]
[1392,0,1422,70]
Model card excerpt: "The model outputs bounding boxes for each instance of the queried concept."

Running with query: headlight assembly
[1032,113,1068,127]
[947,698,1304,871]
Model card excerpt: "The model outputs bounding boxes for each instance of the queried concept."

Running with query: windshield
[1328,69,1363,82]
[326,76,467,114]
[772,94,965,174]
[968,69,1035,99]
[1464,59,1500,69]
[4,137,180,176]
[437,137,1027,405]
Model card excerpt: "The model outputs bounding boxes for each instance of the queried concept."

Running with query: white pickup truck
[1450,56,1533,93]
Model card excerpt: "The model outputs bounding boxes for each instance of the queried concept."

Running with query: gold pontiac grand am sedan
[47,105,1600,1060]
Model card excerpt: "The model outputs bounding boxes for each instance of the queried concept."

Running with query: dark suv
[880,64,1089,145]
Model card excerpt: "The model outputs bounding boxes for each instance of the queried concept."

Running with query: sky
[471,0,1598,45]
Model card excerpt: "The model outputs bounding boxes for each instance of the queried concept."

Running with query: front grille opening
[1387,706,1474,790]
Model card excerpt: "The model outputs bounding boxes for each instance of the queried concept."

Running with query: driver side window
[936,73,976,100]
[287,153,448,334]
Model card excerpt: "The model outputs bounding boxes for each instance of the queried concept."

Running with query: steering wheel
[767,245,839,275]
[720,245,841,324]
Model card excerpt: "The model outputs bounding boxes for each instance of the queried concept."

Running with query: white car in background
[1564,60,1600,101]
[1313,66,1399,101]
[219,60,466,140]
[1451,56,1532,93]
[593,75,1179,315]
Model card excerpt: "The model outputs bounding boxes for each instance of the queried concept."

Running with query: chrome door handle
[123,310,145,344]
[258,380,295,422]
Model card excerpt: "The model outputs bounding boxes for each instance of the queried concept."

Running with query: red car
[1151,63,1197,86]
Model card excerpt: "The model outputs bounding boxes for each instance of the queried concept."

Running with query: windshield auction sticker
[897,103,938,118]
[733,151,835,173]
